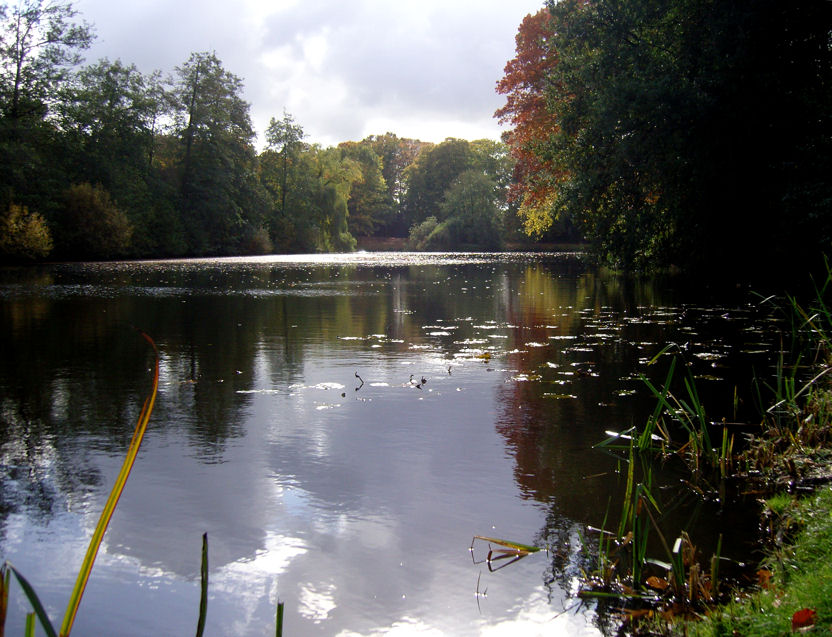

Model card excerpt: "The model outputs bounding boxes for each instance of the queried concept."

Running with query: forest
[1,0,830,274]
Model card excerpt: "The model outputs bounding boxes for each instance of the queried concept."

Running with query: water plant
[470,535,543,572]
[597,345,735,494]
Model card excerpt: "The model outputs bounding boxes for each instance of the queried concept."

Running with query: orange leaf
[757,568,773,589]
[791,608,817,631]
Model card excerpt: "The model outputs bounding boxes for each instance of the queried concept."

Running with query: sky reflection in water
[0,253,780,635]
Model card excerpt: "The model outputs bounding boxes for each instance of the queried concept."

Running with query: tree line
[497,0,831,274]
[0,0,546,263]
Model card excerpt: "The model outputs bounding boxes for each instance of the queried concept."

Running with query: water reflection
[0,254,779,635]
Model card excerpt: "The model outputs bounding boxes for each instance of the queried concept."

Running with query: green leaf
[7,564,58,637]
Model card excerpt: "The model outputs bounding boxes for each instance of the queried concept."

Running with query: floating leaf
[472,536,542,553]
[645,576,669,591]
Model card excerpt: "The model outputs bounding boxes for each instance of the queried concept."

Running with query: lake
[0,252,782,636]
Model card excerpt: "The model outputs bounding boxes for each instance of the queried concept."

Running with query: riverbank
[646,290,832,635]
[682,483,832,636]
[354,236,587,253]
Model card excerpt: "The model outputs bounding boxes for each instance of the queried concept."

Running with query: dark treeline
[498,0,832,275]
[0,1,547,263]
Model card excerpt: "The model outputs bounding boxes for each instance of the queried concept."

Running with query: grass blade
[196,533,208,637]
[60,331,159,637]
[24,613,35,637]
[7,565,58,637]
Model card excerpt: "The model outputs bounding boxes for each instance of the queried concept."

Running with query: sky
[73,0,542,148]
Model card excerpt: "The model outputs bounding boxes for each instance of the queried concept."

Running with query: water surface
[0,253,780,635]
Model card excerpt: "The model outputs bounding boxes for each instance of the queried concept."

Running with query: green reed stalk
[6,565,57,637]
[275,601,284,637]
[196,533,208,637]
[1,563,8,637]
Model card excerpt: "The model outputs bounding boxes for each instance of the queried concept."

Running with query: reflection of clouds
[332,588,601,637]
[478,588,601,637]
[336,617,444,636]
[211,530,308,634]
[299,581,337,623]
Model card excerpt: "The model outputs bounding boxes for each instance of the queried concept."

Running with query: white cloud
[74,0,541,146]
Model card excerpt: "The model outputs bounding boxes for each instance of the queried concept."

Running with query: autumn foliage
[494,9,560,237]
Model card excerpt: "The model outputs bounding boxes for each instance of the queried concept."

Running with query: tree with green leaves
[263,110,306,220]
[0,0,93,207]
[338,141,391,236]
[364,132,426,235]
[531,0,832,272]
[403,138,472,225]
[57,182,132,259]
[171,51,265,255]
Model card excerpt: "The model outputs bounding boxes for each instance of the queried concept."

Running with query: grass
[678,487,832,636]
[585,260,832,634]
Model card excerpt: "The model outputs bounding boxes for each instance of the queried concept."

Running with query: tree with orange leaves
[496,8,581,241]
[495,8,558,238]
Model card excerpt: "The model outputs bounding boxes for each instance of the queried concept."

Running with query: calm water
[0,253,783,636]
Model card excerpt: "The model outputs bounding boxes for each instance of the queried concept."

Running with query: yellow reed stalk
[59,331,159,637]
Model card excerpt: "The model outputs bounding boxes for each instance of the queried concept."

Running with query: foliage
[403,138,471,225]
[0,202,53,260]
[439,170,503,249]
[495,8,567,240]
[172,51,264,255]
[58,183,132,259]
[497,0,832,272]
[0,0,543,261]
[407,215,439,250]
[0,0,93,122]
[364,133,426,235]
[337,141,392,236]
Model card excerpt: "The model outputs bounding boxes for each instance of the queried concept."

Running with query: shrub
[0,202,54,261]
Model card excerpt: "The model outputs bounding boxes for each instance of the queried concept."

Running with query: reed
[598,345,734,492]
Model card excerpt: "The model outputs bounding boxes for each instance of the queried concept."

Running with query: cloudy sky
[73,0,542,148]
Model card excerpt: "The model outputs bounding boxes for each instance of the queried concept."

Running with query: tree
[171,51,264,254]
[338,141,391,236]
[364,133,426,235]
[403,138,472,225]
[264,110,306,220]
[438,169,502,249]
[0,0,93,206]
[0,0,93,122]
[496,0,832,272]
[495,8,569,239]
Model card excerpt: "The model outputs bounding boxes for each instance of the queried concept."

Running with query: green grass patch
[680,486,832,636]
